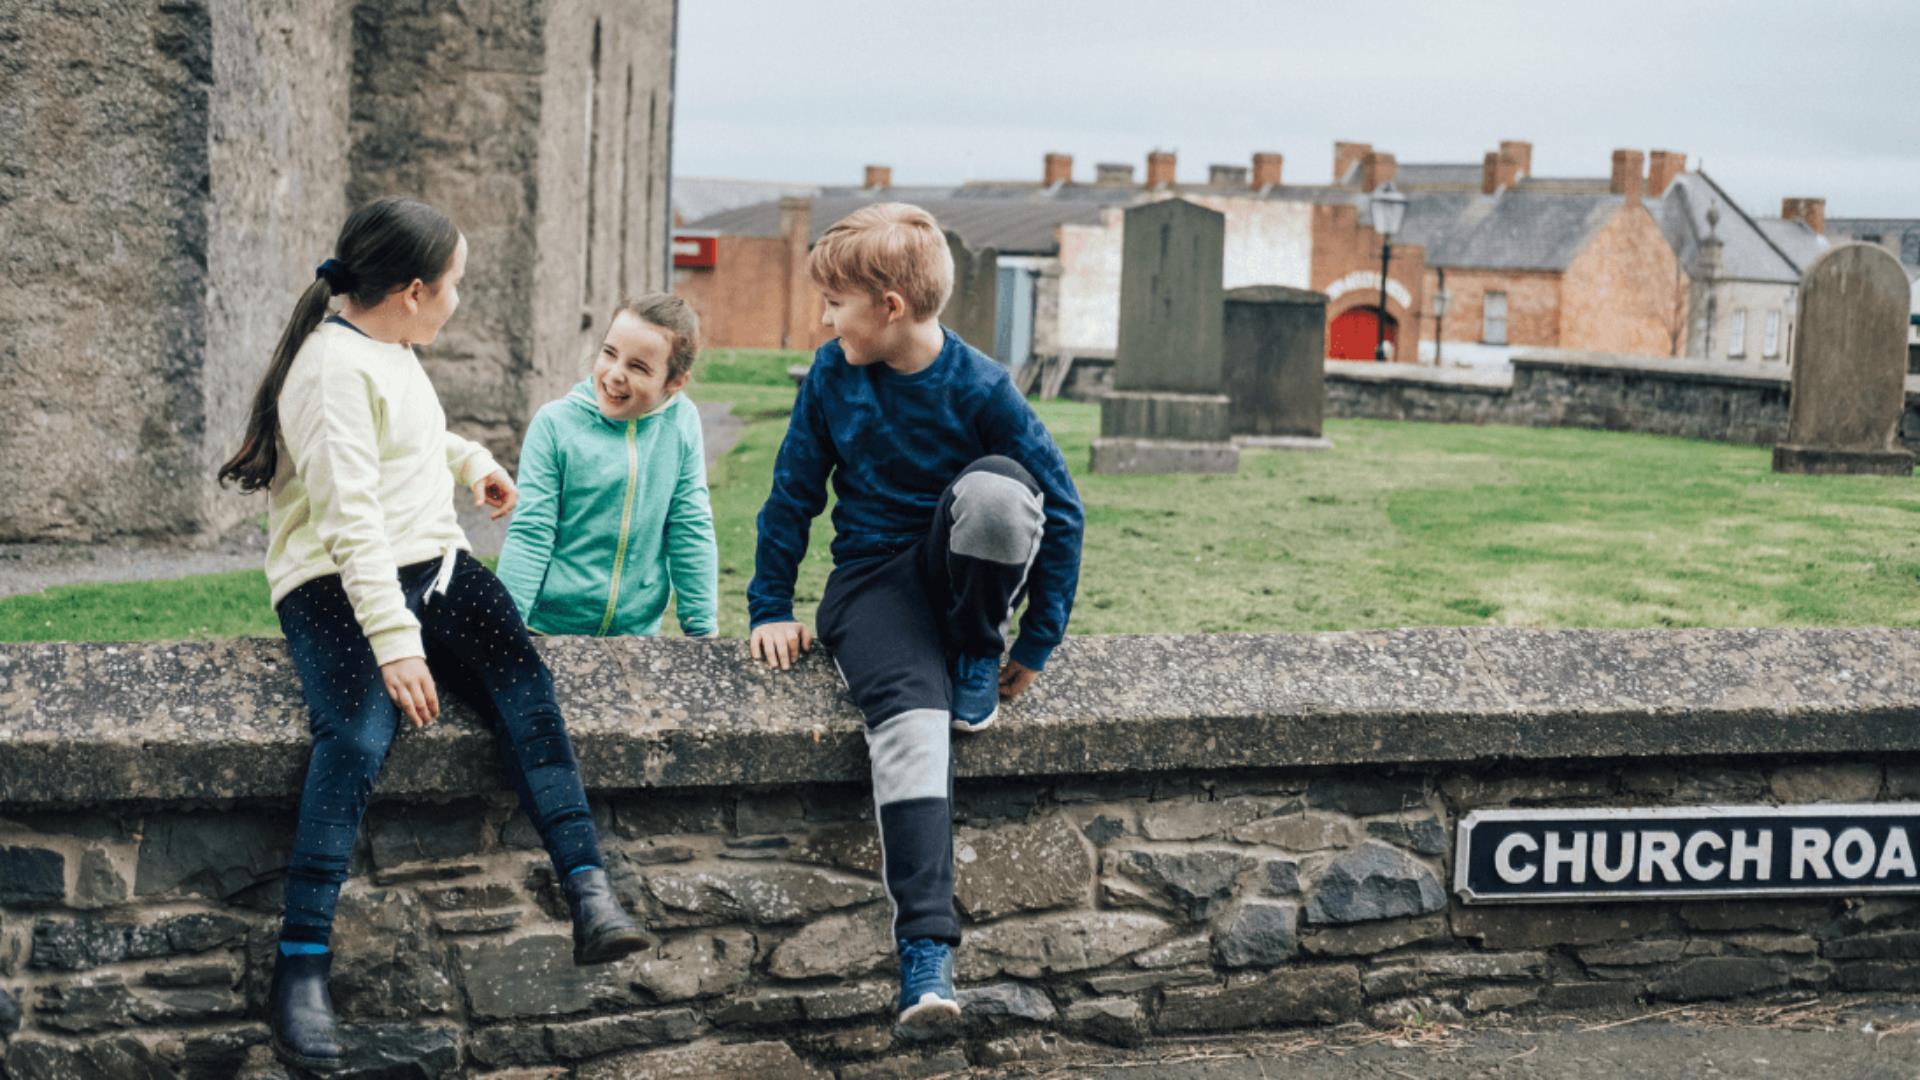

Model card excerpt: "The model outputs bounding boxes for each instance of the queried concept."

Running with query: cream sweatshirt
[265,317,499,665]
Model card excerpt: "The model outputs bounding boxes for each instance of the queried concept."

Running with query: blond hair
[808,202,954,319]
[611,293,701,382]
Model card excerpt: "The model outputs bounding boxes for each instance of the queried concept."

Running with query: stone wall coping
[4,629,1919,807]
[1323,360,1512,389]
[1511,348,1793,389]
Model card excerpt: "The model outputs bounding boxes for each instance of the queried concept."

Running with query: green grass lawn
[6,346,1920,642]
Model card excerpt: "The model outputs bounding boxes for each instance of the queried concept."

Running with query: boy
[747,203,1084,1029]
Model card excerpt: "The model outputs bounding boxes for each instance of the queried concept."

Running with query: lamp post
[1433,268,1449,366]
[1369,181,1408,362]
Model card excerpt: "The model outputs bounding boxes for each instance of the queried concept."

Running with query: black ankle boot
[269,950,344,1071]
[563,867,654,965]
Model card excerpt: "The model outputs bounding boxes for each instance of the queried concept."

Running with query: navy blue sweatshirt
[748,330,1084,670]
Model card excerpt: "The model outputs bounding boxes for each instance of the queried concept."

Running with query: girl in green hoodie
[497,295,719,637]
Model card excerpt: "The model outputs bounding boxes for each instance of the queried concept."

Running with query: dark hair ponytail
[219,197,460,492]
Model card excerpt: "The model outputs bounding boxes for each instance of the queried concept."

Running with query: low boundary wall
[5,630,1920,1076]
[1326,349,1920,452]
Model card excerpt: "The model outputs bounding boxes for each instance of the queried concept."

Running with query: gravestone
[941,229,999,359]
[1223,285,1331,447]
[1773,244,1914,476]
[1091,199,1239,474]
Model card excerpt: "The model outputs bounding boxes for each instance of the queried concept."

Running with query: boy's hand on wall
[750,622,813,671]
[382,657,441,727]
[472,469,518,520]
[999,659,1039,702]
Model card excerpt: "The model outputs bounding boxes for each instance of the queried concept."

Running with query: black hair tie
[315,259,358,296]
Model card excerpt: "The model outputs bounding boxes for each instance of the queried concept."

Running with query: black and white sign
[1455,804,1920,903]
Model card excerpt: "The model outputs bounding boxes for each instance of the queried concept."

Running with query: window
[1483,291,1508,345]
[1763,310,1781,358]
[1727,309,1747,358]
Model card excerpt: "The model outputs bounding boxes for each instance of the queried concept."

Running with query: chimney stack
[1043,152,1073,187]
[1609,149,1645,207]
[1251,152,1283,189]
[1334,140,1372,183]
[1781,197,1826,235]
[1481,150,1518,194]
[1359,151,1397,194]
[864,164,892,191]
[1647,150,1686,198]
[1499,140,1533,179]
[1209,164,1249,187]
[1095,162,1136,186]
[1146,150,1177,189]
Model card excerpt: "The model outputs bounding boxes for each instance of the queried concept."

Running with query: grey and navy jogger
[815,456,1047,944]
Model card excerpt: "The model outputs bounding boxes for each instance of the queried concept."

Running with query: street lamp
[1369,182,1408,362]
[1433,268,1450,366]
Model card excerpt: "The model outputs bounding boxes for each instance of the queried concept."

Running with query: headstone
[1223,285,1331,447]
[940,229,999,359]
[1773,244,1914,476]
[1092,199,1239,474]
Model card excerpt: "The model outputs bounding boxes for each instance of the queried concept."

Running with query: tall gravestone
[1223,285,1331,447]
[1773,244,1914,476]
[940,229,999,359]
[1091,199,1239,474]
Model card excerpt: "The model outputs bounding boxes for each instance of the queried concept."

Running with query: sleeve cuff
[458,452,501,489]
[1009,637,1055,671]
[368,626,426,667]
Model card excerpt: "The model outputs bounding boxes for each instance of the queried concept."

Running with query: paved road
[976,1002,1920,1080]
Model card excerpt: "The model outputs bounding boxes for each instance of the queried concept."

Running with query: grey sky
[673,0,1919,218]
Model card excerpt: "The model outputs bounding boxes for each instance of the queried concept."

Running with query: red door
[1329,306,1397,360]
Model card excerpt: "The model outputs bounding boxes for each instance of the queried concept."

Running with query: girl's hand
[382,657,440,727]
[999,659,1040,702]
[750,621,812,671]
[472,469,517,519]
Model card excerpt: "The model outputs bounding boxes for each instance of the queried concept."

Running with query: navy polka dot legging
[275,550,603,947]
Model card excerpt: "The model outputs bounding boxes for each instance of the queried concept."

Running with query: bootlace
[899,938,947,989]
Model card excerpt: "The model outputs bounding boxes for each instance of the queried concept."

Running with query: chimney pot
[1781,197,1826,235]
[863,164,891,191]
[1647,149,1686,198]
[1251,152,1283,189]
[1147,150,1177,189]
[1609,149,1645,207]
[1359,151,1397,194]
[1043,152,1073,187]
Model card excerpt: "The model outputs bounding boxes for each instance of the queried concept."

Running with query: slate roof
[684,193,1110,255]
[672,178,821,225]
[1647,172,1818,284]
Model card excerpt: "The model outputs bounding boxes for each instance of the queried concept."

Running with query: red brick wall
[673,235,791,349]
[1560,206,1688,357]
[1425,268,1562,347]
[1310,203,1426,362]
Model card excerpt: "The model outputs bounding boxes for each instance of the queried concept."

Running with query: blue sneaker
[896,938,961,1028]
[950,653,1001,733]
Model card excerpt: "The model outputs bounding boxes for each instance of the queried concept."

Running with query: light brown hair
[612,293,701,382]
[808,202,954,319]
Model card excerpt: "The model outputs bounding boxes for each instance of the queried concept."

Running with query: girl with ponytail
[221,197,650,1072]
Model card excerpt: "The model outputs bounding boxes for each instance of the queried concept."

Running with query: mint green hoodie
[496,382,718,637]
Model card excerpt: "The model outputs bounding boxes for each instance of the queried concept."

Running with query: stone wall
[0,0,677,542]
[5,629,1920,1077]
[1328,349,1920,453]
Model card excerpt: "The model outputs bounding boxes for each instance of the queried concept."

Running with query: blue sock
[279,941,330,957]
[568,863,602,878]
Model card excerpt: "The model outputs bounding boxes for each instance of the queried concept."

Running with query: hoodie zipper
[597,418,640,635]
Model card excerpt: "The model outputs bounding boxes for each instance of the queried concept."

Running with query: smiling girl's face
[592,311,686,420]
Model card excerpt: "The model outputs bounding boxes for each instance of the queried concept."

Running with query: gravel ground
[0,401,743,599]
